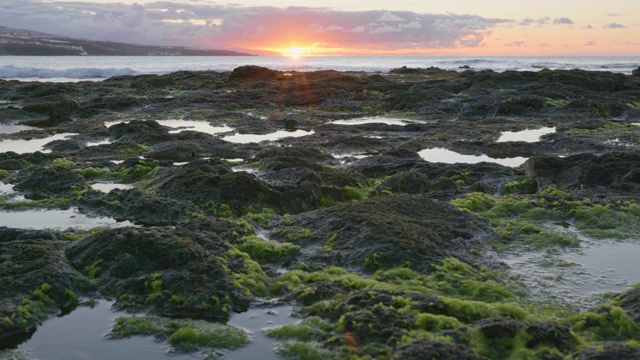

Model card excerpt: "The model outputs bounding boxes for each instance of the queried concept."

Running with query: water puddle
[0,181,15,195]
[13,300,196,360]
[0,133,78,154]
[156,120,233,135]
[223,130,314,144]
[0,208,133,230]
[329,116,415,126]
[0,124,37,134]
[91,183,136,193]
[497,127,556,143]
[332,153,370,160]
[86,139,113,147]
[227,304,298,360]
[418,147,528,167]
[504,225,640,310]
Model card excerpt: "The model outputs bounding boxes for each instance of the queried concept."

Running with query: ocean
[0,55,638,82]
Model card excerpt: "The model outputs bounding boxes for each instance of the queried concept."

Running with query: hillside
[0,26,255,56]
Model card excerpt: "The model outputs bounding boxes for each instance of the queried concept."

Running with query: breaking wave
[0,65,141,80]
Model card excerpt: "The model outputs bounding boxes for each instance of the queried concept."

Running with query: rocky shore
[1,65,640,359]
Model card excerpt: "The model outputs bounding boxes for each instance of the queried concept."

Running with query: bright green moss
[236,235,300,263]
[267,316,334,341]
[569,306,639,341]
[278,341,336,360]
[415,313,462,331]
[451,192,496,212]
[441,298,531,323]
[110,316,248,352]
[227,247,271,296]
[503,178,537,195]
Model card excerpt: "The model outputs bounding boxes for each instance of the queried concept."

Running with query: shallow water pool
[0,124,37,134]
[0,133,78,154]
[497,127,556,143]
[14,301,196,360]
[223,130,314,144]
[227,304,298,360]
[0,208,133,230]
[91,183,136,193]
[329,116,416,126]
[418,147,528,167]
[503,226,640,310]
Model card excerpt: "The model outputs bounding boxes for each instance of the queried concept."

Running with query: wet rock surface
[1,67,640,358]
[272,194,498,273]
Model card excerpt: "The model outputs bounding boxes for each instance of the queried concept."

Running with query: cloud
[584,40,596,46]
[583,25,594,29]
[607,13,619,17]
[553,17,574,25]
[519,16,550,26]
[0,1,512,53]
[378,12,406,22]
[506,41,526,47]
[603,22,627,29]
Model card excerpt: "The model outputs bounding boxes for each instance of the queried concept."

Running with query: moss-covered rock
[66,227,251,320]
[272,194,498,273]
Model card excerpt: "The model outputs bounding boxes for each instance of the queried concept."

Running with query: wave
[0,65,141,79]
[437,59,501,65]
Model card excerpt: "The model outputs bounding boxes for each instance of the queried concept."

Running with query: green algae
[267,316,334,342]
[568,306,639,342]
[452,192,640,248]
[414,313,462,331]
[278,341,336,360]
[110,315,248,352]
[226,247,271,296]
[235,235,300,263]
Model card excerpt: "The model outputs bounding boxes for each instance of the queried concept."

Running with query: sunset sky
[1,0,638,56]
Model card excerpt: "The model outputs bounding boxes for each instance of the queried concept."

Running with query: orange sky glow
[4,0,640,56]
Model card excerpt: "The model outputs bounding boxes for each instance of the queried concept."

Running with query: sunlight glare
[288,47,308,59]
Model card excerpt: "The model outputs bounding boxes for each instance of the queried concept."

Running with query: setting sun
[287,47,308,58]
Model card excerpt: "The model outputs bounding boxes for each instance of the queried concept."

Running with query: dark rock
[273,194,497,273]
[523,152,640,195]
[633,67,640,76]
[341,304,414,345]
[66,227,250,320]
[130,75,176,90]
[14,166,89,199]
[612,286,640,322]
[144,141,201,162]
[108,120,174,145]
[21,98,79,120]
[577,342,640,360]
[377,170,431,194]
[526,323,576,353]
[475,317,525,339]
[81,188,200,226]
[0,228,84,342]
[228,66,282,83]
[394,340,487,360]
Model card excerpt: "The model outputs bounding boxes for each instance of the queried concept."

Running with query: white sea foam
[0,64,140,80]
[0,56,638,82]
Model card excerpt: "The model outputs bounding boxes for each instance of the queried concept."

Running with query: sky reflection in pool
[0,208,133,230]
[329,116,415,126]
[0,124,37,134]
[418,147,528,167]
[223,130,314,144]
[16,300,194,360]
[0,133,78,154]
[497,127,556,143]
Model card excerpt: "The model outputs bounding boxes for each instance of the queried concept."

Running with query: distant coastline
[0,26,256,56]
